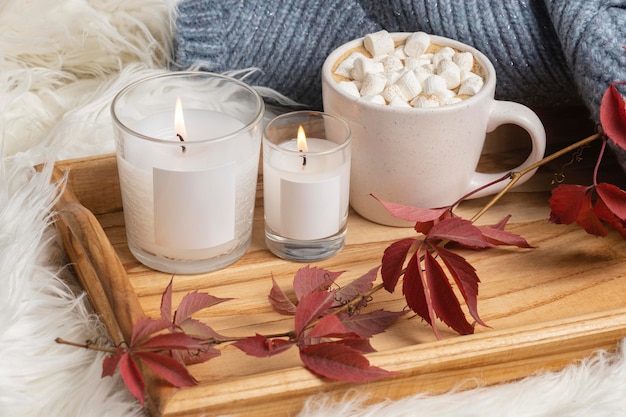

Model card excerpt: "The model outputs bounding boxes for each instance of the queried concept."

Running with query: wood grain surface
[51,152,626,417]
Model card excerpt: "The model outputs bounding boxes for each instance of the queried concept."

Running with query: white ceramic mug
[322,33,546,226]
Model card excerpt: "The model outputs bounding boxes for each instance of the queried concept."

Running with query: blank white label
[153,164,236,249]
[280,177,341,240]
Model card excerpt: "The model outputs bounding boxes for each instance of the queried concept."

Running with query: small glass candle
[263,111,351,261]
[111,72,264,274]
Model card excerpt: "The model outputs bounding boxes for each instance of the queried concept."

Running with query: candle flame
[175,97,187,140]
[297,125,308,152]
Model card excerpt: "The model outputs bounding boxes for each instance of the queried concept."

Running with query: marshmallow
[363,30,395,57]
[382,84,407,103]
[404,32,431,57]
[423,74,455,100]
[351,57,385,81]
[334,51,367,78]
[360,72,388,96]
[436,59,461,89]
[404,56,430,71]
[458,76,484,96]
[393,46,407,60]
[362,94,387,105]
[432,46,456,66]
[338,81,361,97]
[453,52,474,72]
[395,70,423,100]
[380,55,404,72]
[411,94,441,108]
[389,95,412,108]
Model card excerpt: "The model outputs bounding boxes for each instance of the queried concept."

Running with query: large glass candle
[111,72,264,274]
[263,111,351,261]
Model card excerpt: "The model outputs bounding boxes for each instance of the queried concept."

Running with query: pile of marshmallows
[334,30,485,108]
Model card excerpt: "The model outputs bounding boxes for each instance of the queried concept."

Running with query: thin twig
[470,132,602,223]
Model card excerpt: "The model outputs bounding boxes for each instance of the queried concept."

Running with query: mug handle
[467,101,546,199]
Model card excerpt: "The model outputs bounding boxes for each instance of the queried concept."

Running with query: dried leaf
[300,342,398,382]
[233,334,294,357]
[293,266,344,301]
[600,82,626,150]
[268,275,297,316]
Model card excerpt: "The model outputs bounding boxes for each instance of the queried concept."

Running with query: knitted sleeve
[173,0,381,109]
[543,0,626,121]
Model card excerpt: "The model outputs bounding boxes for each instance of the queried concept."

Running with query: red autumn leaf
[426,217,493,249]
[339,309,406,338]
[549,184,609,236]
[593,196,626,238]
[596,183,626,220]
[477,216,533,248]
[131,317,171,345]
[300,342,398,382]
[294,290,337,336]
[549,184,589,225]
[268,275,297,316]
[336,338,378,354]
[333,266,378,306]
[233,334,294,357]
[423,248,474,335]
[433,245,488,328]
[135,351,198,387]
[160,279,173,323]
[371,194,453,234]
[293,265,344,301]
[177,317,225,341]
[402,247,432,329]
[381,238,417,293]
[174,291,232,325]
[305,314,356,341]
[119,353,146,406]
[135,332,204,352]
[600,82,626,150]
[102,347,125,378]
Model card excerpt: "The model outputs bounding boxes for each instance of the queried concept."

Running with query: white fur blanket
[1,1,626,416]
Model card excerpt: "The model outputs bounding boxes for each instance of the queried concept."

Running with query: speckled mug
[322,33,546,226]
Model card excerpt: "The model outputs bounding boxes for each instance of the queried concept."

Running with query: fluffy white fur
[1,0,626,416]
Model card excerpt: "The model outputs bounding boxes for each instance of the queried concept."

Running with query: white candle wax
[118,109,259,261]
[263,138,350,240]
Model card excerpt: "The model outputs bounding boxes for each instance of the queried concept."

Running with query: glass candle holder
[263,111,351,261]
[111,72,264,274]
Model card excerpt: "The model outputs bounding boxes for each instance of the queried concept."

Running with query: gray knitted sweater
[173,0,626,122]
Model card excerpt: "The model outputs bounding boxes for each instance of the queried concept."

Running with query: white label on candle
[280,176,341,240]
[153,163,236,249]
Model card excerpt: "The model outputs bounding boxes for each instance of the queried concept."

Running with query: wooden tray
[51,153,626,417]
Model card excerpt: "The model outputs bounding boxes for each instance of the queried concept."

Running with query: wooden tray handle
[51,167,144,345]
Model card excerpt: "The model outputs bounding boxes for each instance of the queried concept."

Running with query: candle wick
[299,150,306,167]
[177,133,186,153]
